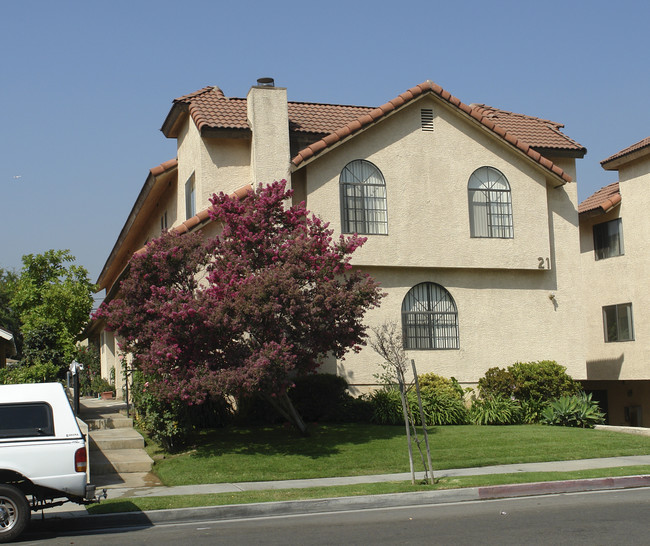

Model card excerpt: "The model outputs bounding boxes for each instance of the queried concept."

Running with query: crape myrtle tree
[96,180,384,434]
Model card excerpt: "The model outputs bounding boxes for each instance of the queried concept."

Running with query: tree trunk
[264,392,310,436]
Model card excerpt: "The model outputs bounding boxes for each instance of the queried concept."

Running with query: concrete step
[90,448,154,475]
[89,428,145,451]
[92,471,163,490]
[85,416,134,431]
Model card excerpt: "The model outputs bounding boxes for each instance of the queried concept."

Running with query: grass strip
[88,465,650,515]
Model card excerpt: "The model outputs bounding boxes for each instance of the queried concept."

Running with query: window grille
[340,160,388,235]
[401,282,459,350]
[468,166,514,238]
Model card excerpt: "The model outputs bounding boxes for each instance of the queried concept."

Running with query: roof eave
[533,146,587,159]
[97,160,178,291]
[161,103,189,138]
[601,146,650,170]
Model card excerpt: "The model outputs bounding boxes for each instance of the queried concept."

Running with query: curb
[31,474,650,534]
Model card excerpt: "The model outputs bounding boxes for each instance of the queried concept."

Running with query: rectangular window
[593,218,623,260]
[160,211,168,232]
[603,303,634,342]
[185,174,196,220]
[0,403,55,438]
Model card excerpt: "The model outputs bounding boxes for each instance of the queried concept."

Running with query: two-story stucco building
[579,137,650,427]
[90,78,588,400]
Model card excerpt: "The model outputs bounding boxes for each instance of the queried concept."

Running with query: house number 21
[538,257,550,269]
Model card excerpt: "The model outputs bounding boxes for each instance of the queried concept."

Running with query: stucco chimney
[247,78,291,188]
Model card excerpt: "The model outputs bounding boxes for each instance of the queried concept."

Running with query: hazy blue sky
[2,0,648,290]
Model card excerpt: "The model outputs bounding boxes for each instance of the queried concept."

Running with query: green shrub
[289,374,350,422]
[369,389,405,425]
[477,367,514,399]
[541,392,605,428]
[370,387,469,426]
[478,361,580,404]
[418,392,469,425]
[0,362,60,384]
[417,373,464,401]
[509,361,581,401]
[519,397,548,424]
[130,371,232,451]
[91,376,114,394]
[470,396,522,425]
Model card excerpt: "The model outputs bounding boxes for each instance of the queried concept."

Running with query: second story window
[340,160,388,235]
[160,211,168,232]
[593,218,624,260]
[468,166,514,239]
[185,174,196,220]
[603,303,634,342]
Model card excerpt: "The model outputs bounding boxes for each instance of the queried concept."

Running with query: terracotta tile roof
[163,81,584,184]
[601,136,650,169]
[291,82,577,183]
[162,86,374,138]
[471,105,586,154]
[578,182,621,215]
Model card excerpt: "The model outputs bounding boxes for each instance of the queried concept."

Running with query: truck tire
[0,485,30,543]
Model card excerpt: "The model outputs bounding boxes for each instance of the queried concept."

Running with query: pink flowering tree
[96,180,384,434]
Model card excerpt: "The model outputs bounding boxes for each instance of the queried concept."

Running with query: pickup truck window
[0,402,55,438]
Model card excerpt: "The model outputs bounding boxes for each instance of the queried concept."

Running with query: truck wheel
[0,485,29,543]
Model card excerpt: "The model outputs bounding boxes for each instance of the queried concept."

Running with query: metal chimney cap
[256,77,275,87]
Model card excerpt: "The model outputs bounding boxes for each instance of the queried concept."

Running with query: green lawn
[149,424,650,486]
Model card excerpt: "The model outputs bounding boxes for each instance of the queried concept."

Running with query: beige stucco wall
[580,155,650,382]
[247,85,291,188]
[302,96,585,390]
[175,117,251,227]
[302,96,553,271]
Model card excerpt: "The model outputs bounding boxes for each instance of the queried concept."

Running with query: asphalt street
[21,487,650,545]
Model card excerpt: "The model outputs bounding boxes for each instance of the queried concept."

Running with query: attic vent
[421,108,434,131]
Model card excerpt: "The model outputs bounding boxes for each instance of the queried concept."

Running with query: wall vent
[421,108,434,131]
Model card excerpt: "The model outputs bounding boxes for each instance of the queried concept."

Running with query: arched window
[340,160,388,235]
[468,167,513,238]
[401,283,459,350]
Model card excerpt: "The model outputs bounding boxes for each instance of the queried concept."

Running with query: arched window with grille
[401,282,459,350]
[340,160,388,235]
[468,166,513,238]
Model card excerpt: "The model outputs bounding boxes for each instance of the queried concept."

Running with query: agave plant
[541,392,605,428]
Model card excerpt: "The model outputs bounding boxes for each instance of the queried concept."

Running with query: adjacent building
[91,78,589,399]
[579,137,650,426]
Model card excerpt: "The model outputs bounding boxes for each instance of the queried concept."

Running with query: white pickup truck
[0,383,99,542]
